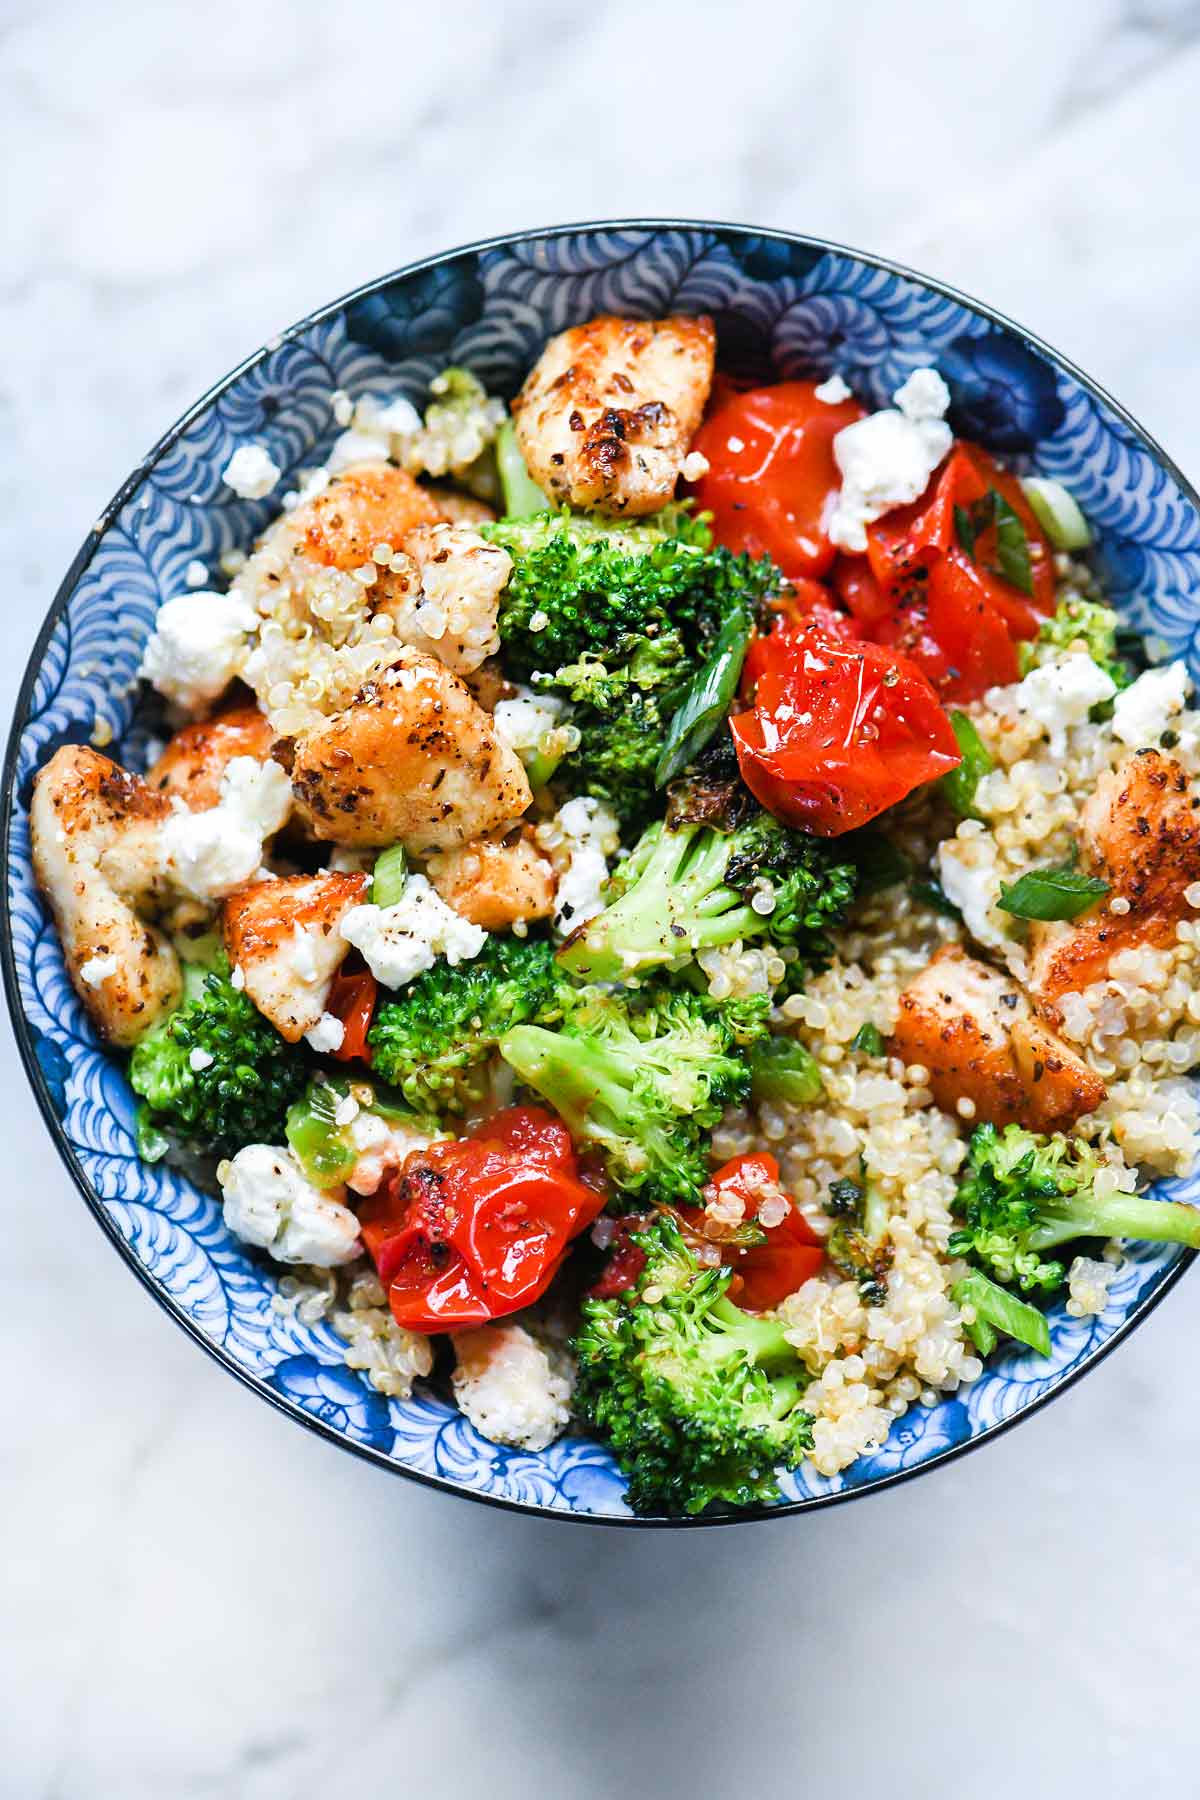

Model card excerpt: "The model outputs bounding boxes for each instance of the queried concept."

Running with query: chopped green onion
[655,601,753,787]
[998,850,1108,922]
[940,711,994,820]
[911,876,962,921]
[953,1270,1051,1358]
[747,1036,825,1107]
[954,488,1033,595]
[371,845,409,910]
[1020,476,1092,552]
[495,418,550,517]
[285,1079,359,1189]
[851,1022,885,1058]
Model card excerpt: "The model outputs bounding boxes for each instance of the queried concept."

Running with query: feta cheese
[325,427,392,474]
[222,443,282,499]
[230,963,246,991]
[681,450,710,481]
[538,795,621,933]
[160,756,292,902]
[372,395,423,438]
[345,1110,447,1196]
[1111,660,1192,748]
[139,590,258,714]
[936,822,1007,951]
[1017,651,1117,753]
[826,367,953,552]
[219,1144,361,1267]
[493,687,570,778]
[184,559,208,588]
[79,953,118,988]
[814,373,852,405]
[305,1012,346,1055]
[340,874,487,990]
[450,1322,573,1452]
[188,1047,215,1072]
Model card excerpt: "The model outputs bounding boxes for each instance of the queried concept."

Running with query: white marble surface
[4,2,1200,1794]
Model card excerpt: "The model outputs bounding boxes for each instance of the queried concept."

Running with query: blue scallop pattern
[6,225,1200,1521]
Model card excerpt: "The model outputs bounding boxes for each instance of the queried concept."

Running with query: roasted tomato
[358,1107,605,1332]
[688,381,864,579]
[325,967,378,1063]
[732,621,962,834]
[698,1153,825,1310]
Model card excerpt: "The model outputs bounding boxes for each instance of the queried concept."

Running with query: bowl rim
[4,215,1196,1528]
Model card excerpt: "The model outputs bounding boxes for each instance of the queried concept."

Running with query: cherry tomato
[358,1107,605,1332]
[698,1153,824,1310]
[590,1215,652,1298]
[688,381,864,579]
[732,621,962,835]
[325,968,377,1063]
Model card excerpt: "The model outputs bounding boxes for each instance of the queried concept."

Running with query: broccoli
[948,1123,1200,1294]
[1018,596,1131,690]
[483,510,779,825]
[499,984,750,1206]
[368,934,565,1114]
[129,955,308,1161]
[572,1213,814,1515]
[952,1269,1052,1359]
[557,810,856,985]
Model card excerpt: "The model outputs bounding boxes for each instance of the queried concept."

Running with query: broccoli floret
[368,935,564,1114]
[1019,597,1131,690]
[129,956,308,1160]
[558,810,856,985]
[949,1123,1200,1294]
[500,984,749,1206]
[572,1213,814,1514]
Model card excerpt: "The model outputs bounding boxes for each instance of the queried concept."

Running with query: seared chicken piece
[891,945,1106,1133]
[30,746,180,1046]
[295,463,445,568]
[287,649,531,852]
[1030,751,1200,1002]
[148,706,276,812]
[221,872,367,1042]
[511,313,716,516]
[421,485,495,527]
[425,827,556,928]
[372,522,511,675]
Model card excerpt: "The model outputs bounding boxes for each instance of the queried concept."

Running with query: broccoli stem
[1026,1191,1200,1254]
[499,1023,677,1180]
[708,1297,799,1369]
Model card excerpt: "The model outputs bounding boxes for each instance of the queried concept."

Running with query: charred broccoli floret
[572,1213,815,1515]
[1018,596,1131,690]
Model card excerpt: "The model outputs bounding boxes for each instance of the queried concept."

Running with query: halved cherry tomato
[325,968,377,1063]
[696,1153,824,1310]
[590,1214,652,1299]
[732,622,962,835]
[358,1107,605,1332]
[688,381,864,579]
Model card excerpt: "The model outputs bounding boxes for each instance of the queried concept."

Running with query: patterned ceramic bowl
[6,221,1199,1526]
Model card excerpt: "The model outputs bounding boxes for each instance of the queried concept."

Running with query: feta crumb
[222,443,282,500]
[681,450,710,481]
[893,367,952,422]
[1111,660,1192,748]
[160,756,292,901]
[188,1047,215,1072]
[344,1110,447,1196]
[936,822,1007,951]
[79,953,118,988]
[184,559,208,588]
[451,1322,573,1452]
[493,688,568,776]
[1017,651,1117,753]
[814,374,852,405]
[325,427,392,474]
[826,367,953,552]
[305,1012,346,1055]
[230,963,246,991]
[340,875,487,990]
[538,796,620,933]
[139,591,258,715]
[219,1144,361,1267]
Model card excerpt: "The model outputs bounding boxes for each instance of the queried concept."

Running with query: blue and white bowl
[6,220,1199,1525]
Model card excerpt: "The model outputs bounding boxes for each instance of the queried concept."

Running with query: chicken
[891,945,1106,1133]
[1030,751,1200,1002]
[294,463,446,569]
[30,746,180,1046]
[371,522,511,675]
[421,485,495,527]
[511,313,715,516]
[147,706,277,812]
[425,827,556,929]
[286,649,531,852]
[221,872,367,1042]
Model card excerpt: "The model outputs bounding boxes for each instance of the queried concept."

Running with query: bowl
[6,219,1200,1526]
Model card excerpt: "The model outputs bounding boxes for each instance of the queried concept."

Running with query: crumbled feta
[494,690,563,756]
[345,1109,447,1196]
[450,1322,573,1452]
[1111,660,1192,748]
[814,374,852,405]
[340,875,487,990]
[305,1012,346,1055]
[160,756,292,901]
[372,395,423,438]
[219,1144,361,1266]
[222,443,282,500]
[936,822,1007,951]
[681,450,710,481]
[826,367,953,552]
[1017,651,1117,753]
[184,559,208,588]
[188,1047,215,1072]
[79,953,118,988]
[139,591,258,714]
[538,796,621,933]
[325,427,392,475]
[230,963,246,991]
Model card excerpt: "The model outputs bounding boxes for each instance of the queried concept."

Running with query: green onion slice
[1020,476,1092,552]
[371,845,409,910]
[655,602,753,787]
[998,850,1108,921]
[496,418,550,517]
[953,1270,1051,1358]
[940,711,994,820]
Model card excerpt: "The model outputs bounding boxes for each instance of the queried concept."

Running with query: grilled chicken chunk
[293,463,446,569]
[148,706,277,812]
[891,945,1106,1133]
[512,313,715,516]
[221,872,368,1041]
[287,648,531,852]
[1030,751,1200,1002]
[30,746,180,1046]
[425,828,556,928]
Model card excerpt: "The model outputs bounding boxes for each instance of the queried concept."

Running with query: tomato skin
[689,381,864,579]
[701,1153,824,1309]
[732,622,962,835]
[360,1108,605,1332]
[325,969,377,1063]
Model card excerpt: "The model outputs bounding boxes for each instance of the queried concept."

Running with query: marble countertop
[5,2,1200,1794]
